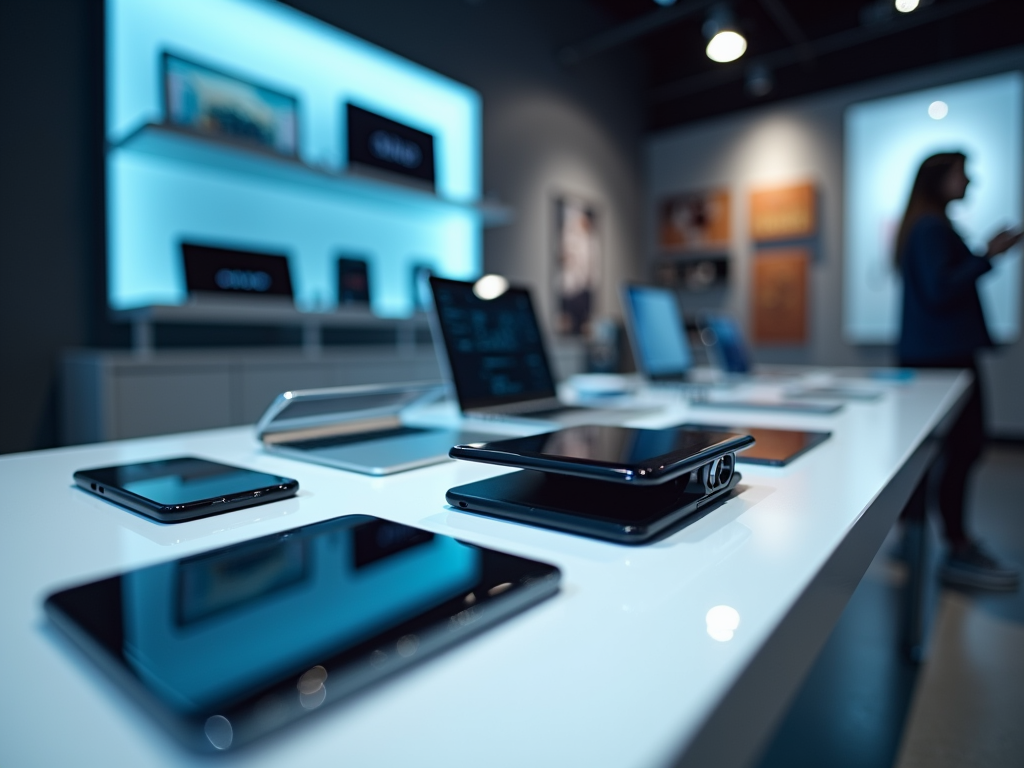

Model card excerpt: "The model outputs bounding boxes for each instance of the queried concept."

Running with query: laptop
[700,314,752,374]
[621,284,843,415]
[700,314,880,402]
[256,382,503,475]
[428,276,646,424]
[621,284,697,384]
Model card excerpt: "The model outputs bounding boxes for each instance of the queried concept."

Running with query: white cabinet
[61,339,587,444]
[61,347,442,444]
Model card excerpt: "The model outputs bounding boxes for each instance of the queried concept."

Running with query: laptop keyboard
[524,405,589,417]
[285,425,430,449]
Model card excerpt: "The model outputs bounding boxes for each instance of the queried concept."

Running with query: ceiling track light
[703,3,747,63]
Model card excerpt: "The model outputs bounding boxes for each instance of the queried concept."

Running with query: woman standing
[896,151,1022,591]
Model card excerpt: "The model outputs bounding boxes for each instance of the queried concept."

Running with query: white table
[0,370,967,768]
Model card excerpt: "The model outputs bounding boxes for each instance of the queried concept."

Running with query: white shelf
[111,124,513,227]
[113,300,427,328]
[112,300,431,355]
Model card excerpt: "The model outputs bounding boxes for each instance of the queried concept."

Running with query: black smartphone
[73,457,299,523]
[44,515,559,752]
[446,467,742,544]
[449,425,754,486]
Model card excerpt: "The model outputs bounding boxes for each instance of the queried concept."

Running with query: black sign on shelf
[337,257,371,306]
[346,104,435,189]
[182,243,294,299]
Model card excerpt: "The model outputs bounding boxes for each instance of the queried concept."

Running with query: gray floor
[895,445,1024,768]
[753,444,1024,768]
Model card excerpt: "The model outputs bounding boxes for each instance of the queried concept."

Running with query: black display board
[346,104,435,187]
[182,243,294,298]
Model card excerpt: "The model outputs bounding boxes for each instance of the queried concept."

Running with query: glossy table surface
[0,369,967,768]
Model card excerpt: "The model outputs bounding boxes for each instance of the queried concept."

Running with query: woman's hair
[894,151,966,266]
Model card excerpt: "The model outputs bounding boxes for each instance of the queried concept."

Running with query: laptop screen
[622,285,692,380]
[429,277,558,410]
[704,315,751,374]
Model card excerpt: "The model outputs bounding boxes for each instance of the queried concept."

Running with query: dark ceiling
[568,0,1024,130]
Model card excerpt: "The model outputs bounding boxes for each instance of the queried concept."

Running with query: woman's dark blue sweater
[897,214,992,365]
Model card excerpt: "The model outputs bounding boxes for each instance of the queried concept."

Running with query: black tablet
[446,468,742,544]
[73,457,298,523]
[674,424,831,466]
[449,425,754,486]
[44,515,559,752]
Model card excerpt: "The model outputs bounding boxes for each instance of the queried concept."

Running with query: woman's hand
[985,228,1024,259]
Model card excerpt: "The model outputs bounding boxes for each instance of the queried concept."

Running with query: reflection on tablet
[45,515,560,751]
[676,424,831,466]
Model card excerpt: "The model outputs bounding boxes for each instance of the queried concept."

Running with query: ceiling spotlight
[707,31,747,63]
[653,0,677,5]
[894,0,919,12]
[746,63,773,97]
[704,4,747,64]
[928,100,948,120]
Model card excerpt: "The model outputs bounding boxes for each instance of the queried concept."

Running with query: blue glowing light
[107,0,482,314]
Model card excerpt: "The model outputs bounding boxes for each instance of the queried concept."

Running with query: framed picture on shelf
[162,52,299,158]
[554,195,602,336]
[658,188,731,252]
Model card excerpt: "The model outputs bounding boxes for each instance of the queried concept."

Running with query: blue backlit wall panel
[107,0,482,314]
[844,71,1022,343]
[109,153,479,315]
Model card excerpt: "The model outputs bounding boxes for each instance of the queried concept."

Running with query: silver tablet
[256,382,501,475]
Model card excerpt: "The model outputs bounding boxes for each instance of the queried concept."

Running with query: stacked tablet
[446,425,753,543]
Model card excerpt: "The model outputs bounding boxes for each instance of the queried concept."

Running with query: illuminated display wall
[844,71,1022,343]
[107,0,482,316]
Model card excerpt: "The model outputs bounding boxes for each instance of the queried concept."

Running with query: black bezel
[73,457,299,524]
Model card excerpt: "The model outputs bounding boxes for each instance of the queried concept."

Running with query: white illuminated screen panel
[107,0,482,315]
[843,72,1022,343]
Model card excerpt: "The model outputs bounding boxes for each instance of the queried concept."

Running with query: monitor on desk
[621,284,693,381]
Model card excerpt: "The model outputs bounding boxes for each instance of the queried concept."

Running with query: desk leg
[902,475,928,663]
